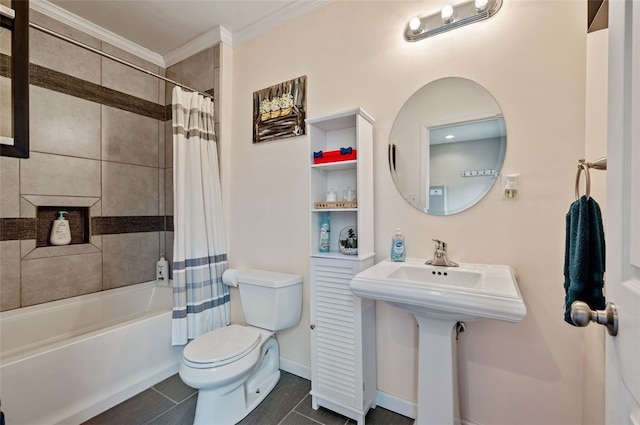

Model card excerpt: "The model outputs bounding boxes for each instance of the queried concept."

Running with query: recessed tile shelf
[36,206,90,247]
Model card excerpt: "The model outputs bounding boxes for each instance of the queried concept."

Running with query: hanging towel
[563,195,606,325]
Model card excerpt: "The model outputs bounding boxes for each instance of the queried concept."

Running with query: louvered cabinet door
[310,256,376,424]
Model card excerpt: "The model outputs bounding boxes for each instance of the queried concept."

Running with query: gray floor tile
[348,407,414,425]
[153,374,197,403]
[81,388,176,425]
[294,395,350,425]
[280,411,325,425]
[238,371,310,425]
[147,393,197,425]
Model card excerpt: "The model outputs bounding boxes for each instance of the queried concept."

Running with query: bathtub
[0,281,183,425]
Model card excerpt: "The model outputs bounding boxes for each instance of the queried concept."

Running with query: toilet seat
[183,324,261,369]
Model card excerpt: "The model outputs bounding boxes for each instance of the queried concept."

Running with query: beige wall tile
[165,167,173,216]
[0,157,20,217]
[101,57,159,104]
[21,152,101,197]
[164,120,173,168]
[21,252,102,306]
[102,233,159,289]
[0,241,21,311]
[102,162,159,216]
[158,121,166,169]
[30,29,101,84]
[180,47,214,92]
[102,106,159,167]
[101,42,162,75]
[166,63,182,105]
[30,86,102,159]
[158,169,165,216]
[29,10,102,49]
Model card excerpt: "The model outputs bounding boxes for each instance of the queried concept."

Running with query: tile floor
[82,371,414,425]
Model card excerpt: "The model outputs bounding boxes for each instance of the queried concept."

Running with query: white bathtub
[0,281,183,425]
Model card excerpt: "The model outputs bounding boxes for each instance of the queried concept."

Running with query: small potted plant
[339,226,358,255]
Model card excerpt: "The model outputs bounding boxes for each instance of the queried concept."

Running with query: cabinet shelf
[311,208,357,213]
[310,160,357,171]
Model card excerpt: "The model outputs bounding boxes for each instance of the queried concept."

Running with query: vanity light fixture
[404,0,502,42]
[409,16,422,33]
[441,5,454,23]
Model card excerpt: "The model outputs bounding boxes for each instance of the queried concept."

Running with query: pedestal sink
[350,259,526,425]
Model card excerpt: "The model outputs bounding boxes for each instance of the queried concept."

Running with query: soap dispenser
[50,211,71,246]
[390,228,406,262]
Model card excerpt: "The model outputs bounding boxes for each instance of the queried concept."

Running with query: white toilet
[179,268,303,425]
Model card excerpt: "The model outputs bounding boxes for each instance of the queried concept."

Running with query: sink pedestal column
[414,315,461,425]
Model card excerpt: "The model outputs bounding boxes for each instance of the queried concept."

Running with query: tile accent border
[91,216,170,235]
[1,216,173,241]
[0,218,37,241]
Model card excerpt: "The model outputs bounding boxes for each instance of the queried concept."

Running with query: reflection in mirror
[389,77,506,215]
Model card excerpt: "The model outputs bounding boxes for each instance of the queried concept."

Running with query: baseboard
[375,390,417,419]
[279,357,311,380]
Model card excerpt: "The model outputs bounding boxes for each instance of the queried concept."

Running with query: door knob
[570,301,618,336]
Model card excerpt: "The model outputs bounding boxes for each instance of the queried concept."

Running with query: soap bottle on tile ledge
[390,228,406,262]
[50,211,71,246]
[156,254,169,285]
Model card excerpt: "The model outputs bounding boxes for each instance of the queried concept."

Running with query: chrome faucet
[425,239,458,267]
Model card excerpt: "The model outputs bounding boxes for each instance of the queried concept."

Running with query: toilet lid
[183,324,261,368]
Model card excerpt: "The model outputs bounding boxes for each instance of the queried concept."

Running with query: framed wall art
[253,75,307,143]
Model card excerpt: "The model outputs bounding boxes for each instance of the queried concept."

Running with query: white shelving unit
[307,108,377,425]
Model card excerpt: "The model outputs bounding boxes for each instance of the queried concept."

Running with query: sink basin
[350,258,526,322]
[350,258,526,425]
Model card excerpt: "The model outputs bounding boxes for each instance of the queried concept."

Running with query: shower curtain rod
[29,22,214,100]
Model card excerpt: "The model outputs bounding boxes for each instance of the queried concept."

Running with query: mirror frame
[1,0,29,159]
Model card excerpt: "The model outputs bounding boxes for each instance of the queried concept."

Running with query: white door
[605,1,640,423]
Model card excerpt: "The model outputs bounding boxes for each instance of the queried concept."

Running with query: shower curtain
[171,86,230,346]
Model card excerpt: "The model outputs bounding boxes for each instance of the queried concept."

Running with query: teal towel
[564,195,606,325]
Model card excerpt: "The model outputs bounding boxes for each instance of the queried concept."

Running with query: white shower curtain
[171,86,229,346]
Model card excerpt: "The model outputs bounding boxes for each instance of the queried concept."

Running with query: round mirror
[389,77,506,215]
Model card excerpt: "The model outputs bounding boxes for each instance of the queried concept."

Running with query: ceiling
[33,0,328,66]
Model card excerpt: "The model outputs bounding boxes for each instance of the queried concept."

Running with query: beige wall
[226,1,591,423]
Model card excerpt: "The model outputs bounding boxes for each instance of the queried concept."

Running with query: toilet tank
[225,269,302,331]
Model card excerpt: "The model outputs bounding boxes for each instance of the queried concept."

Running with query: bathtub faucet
[425,239,458,267]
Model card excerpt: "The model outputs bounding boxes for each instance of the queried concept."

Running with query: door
[606,1,640,423]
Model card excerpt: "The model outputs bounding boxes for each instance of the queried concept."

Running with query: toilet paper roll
[222,268,240,287]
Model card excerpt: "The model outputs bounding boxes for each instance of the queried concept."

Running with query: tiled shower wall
[0,9,220,311]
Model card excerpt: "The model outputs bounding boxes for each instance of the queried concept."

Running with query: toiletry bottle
[50,211,71,246]
[319,212,331,253]
[390,228,406,262]
[156,254,169,284]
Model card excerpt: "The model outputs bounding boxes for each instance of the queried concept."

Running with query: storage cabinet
[307,108,377,424]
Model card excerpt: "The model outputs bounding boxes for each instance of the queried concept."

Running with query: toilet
[179,268,303,425]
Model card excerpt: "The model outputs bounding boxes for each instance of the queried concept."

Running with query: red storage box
[313,149,357,164]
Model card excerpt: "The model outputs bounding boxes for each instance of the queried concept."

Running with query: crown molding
[231,0,330,48]
[163,25,232,68]
[29,0,165,67]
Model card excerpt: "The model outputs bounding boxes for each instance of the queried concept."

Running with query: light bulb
[475,0,489,12]
[441,4,454,23]
[409,16,422,32]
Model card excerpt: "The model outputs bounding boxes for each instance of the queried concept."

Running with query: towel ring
[575,161,591,200]
[575,157,606,200]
